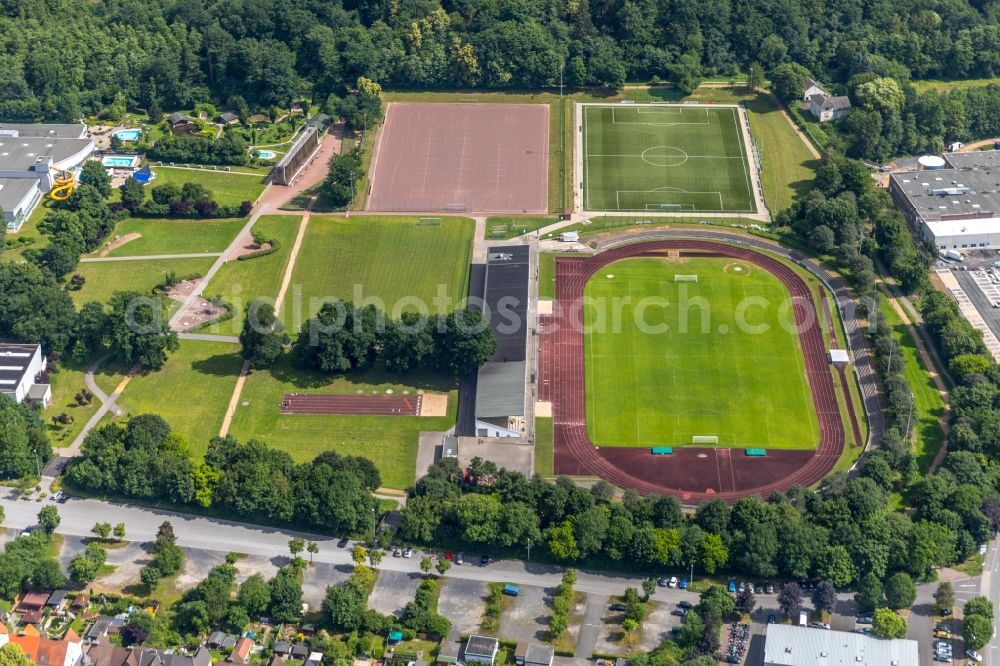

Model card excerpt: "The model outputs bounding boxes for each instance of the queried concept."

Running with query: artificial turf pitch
[583,257,819,449]
[582,104,756,213]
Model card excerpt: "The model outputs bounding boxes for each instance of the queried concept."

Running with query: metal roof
[0,136,93,171]
[0,123,86,139]
[0,344,39,391]
[475,361,525,418]
[890,169,1000,220]
[944,149,1000,170]
[523,643,553,666]
[0,177,39,213]
[763,624,917,666]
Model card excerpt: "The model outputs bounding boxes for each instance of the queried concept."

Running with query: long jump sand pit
[368,103,549,214]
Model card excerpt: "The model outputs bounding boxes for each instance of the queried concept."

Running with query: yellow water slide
[49,169,76,201]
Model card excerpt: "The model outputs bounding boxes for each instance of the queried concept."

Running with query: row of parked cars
[932,621,982,664]
[727,580,775,594]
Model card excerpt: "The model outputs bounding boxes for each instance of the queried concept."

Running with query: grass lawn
[744,95,820,213]
[112,340,243,457]
[582,104,755,212]
[583,257,819,448]
[149,167,266,207]
[70,256,217,306]
[284,216,473,329]
[44,358,103,448]
[535,417,553,477]
[3,199,55,260]
[95,218,245,257]
[486,216,558,240]
[879,298,946,472]
[202,215,303,333]
[910,77,1000,92]
[228,356,457,490]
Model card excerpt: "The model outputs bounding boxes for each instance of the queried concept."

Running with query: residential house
[227,637,253,664]
[272,641,291,656]
[1,624,83,666]
[267,657,286,666]
[215,112,240,126]
[71,595,88,612]
[462,637,498,666]
[86,644,212,666]
[83,617,114,644]
[167,113,192,135]
[304,652,323,666]
[46,591,69,613]
[802,79,826,101]
[290,644,309,660]
[807,93,852,122]
[14,590,50,625]
[0,344,51,406]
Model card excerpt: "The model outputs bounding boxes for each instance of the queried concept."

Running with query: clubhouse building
[0,123,94,231]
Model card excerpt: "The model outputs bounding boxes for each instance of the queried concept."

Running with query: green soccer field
[583,257,819,449]
[582,104,756,213]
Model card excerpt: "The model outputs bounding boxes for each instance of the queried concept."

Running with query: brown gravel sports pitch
[367,103,549,213]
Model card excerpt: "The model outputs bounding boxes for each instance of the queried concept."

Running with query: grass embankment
[878,299,946,472]
[148,167,266,206]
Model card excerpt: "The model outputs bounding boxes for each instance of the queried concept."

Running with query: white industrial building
[0,343,51,407]
[0,123,94,231]
[763,624,917,666]
[889,150,1000,250]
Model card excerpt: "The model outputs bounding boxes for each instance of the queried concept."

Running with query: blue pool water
[113,129,142,141]
[257,149,277,159]
[102,156,137,168]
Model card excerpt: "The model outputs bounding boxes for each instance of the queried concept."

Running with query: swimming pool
[102,155,138,168]
[257,149,277,159]
[113,129,142,141]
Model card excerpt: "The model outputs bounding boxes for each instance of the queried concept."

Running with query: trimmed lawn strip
[70,256,217,306]
[202,215,303,333]
[486,216,558,240]
[285,215,473,329]
[112,340,243,458]
[878,299,946,472]
[97,218,245,257]
[149,167,266,207]
[228,356,457,490]
[534,417,553,477]
[743,94,820,213]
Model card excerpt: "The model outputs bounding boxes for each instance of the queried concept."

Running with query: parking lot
[368,569,424,617]
[499,582,551,643]
[438,577,489,640]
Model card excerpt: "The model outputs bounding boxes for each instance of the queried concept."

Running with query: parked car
[502,584,520,596]
[935,642,951,650]
[403,548,413,558]
[671,607,687,617]
[755,584,763,594]
[767,614,776,624]
[480,556,490,567]
[658,577,668,587]
[337,538,349,548]
[668,576,678,588]
[966,649,983,663]
[455,553,464,565]
[679,578,688,590]
[738,581,746,592]
[677,601,693,609]
[610,603,627,612]
[857,615,873,625]
[392,548,402,557]
[765,583,774,594]
[728,581,737,593]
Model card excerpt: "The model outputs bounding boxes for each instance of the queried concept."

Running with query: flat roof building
[0,123,93,231]
[763,624,917,666]
[889,150,1000,251]
[0,343,51,407]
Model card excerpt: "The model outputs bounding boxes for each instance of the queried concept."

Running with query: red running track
[542,240,845,503]
[280,394,420,416]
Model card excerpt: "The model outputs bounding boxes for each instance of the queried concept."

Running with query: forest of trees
[4,0,1000,123]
